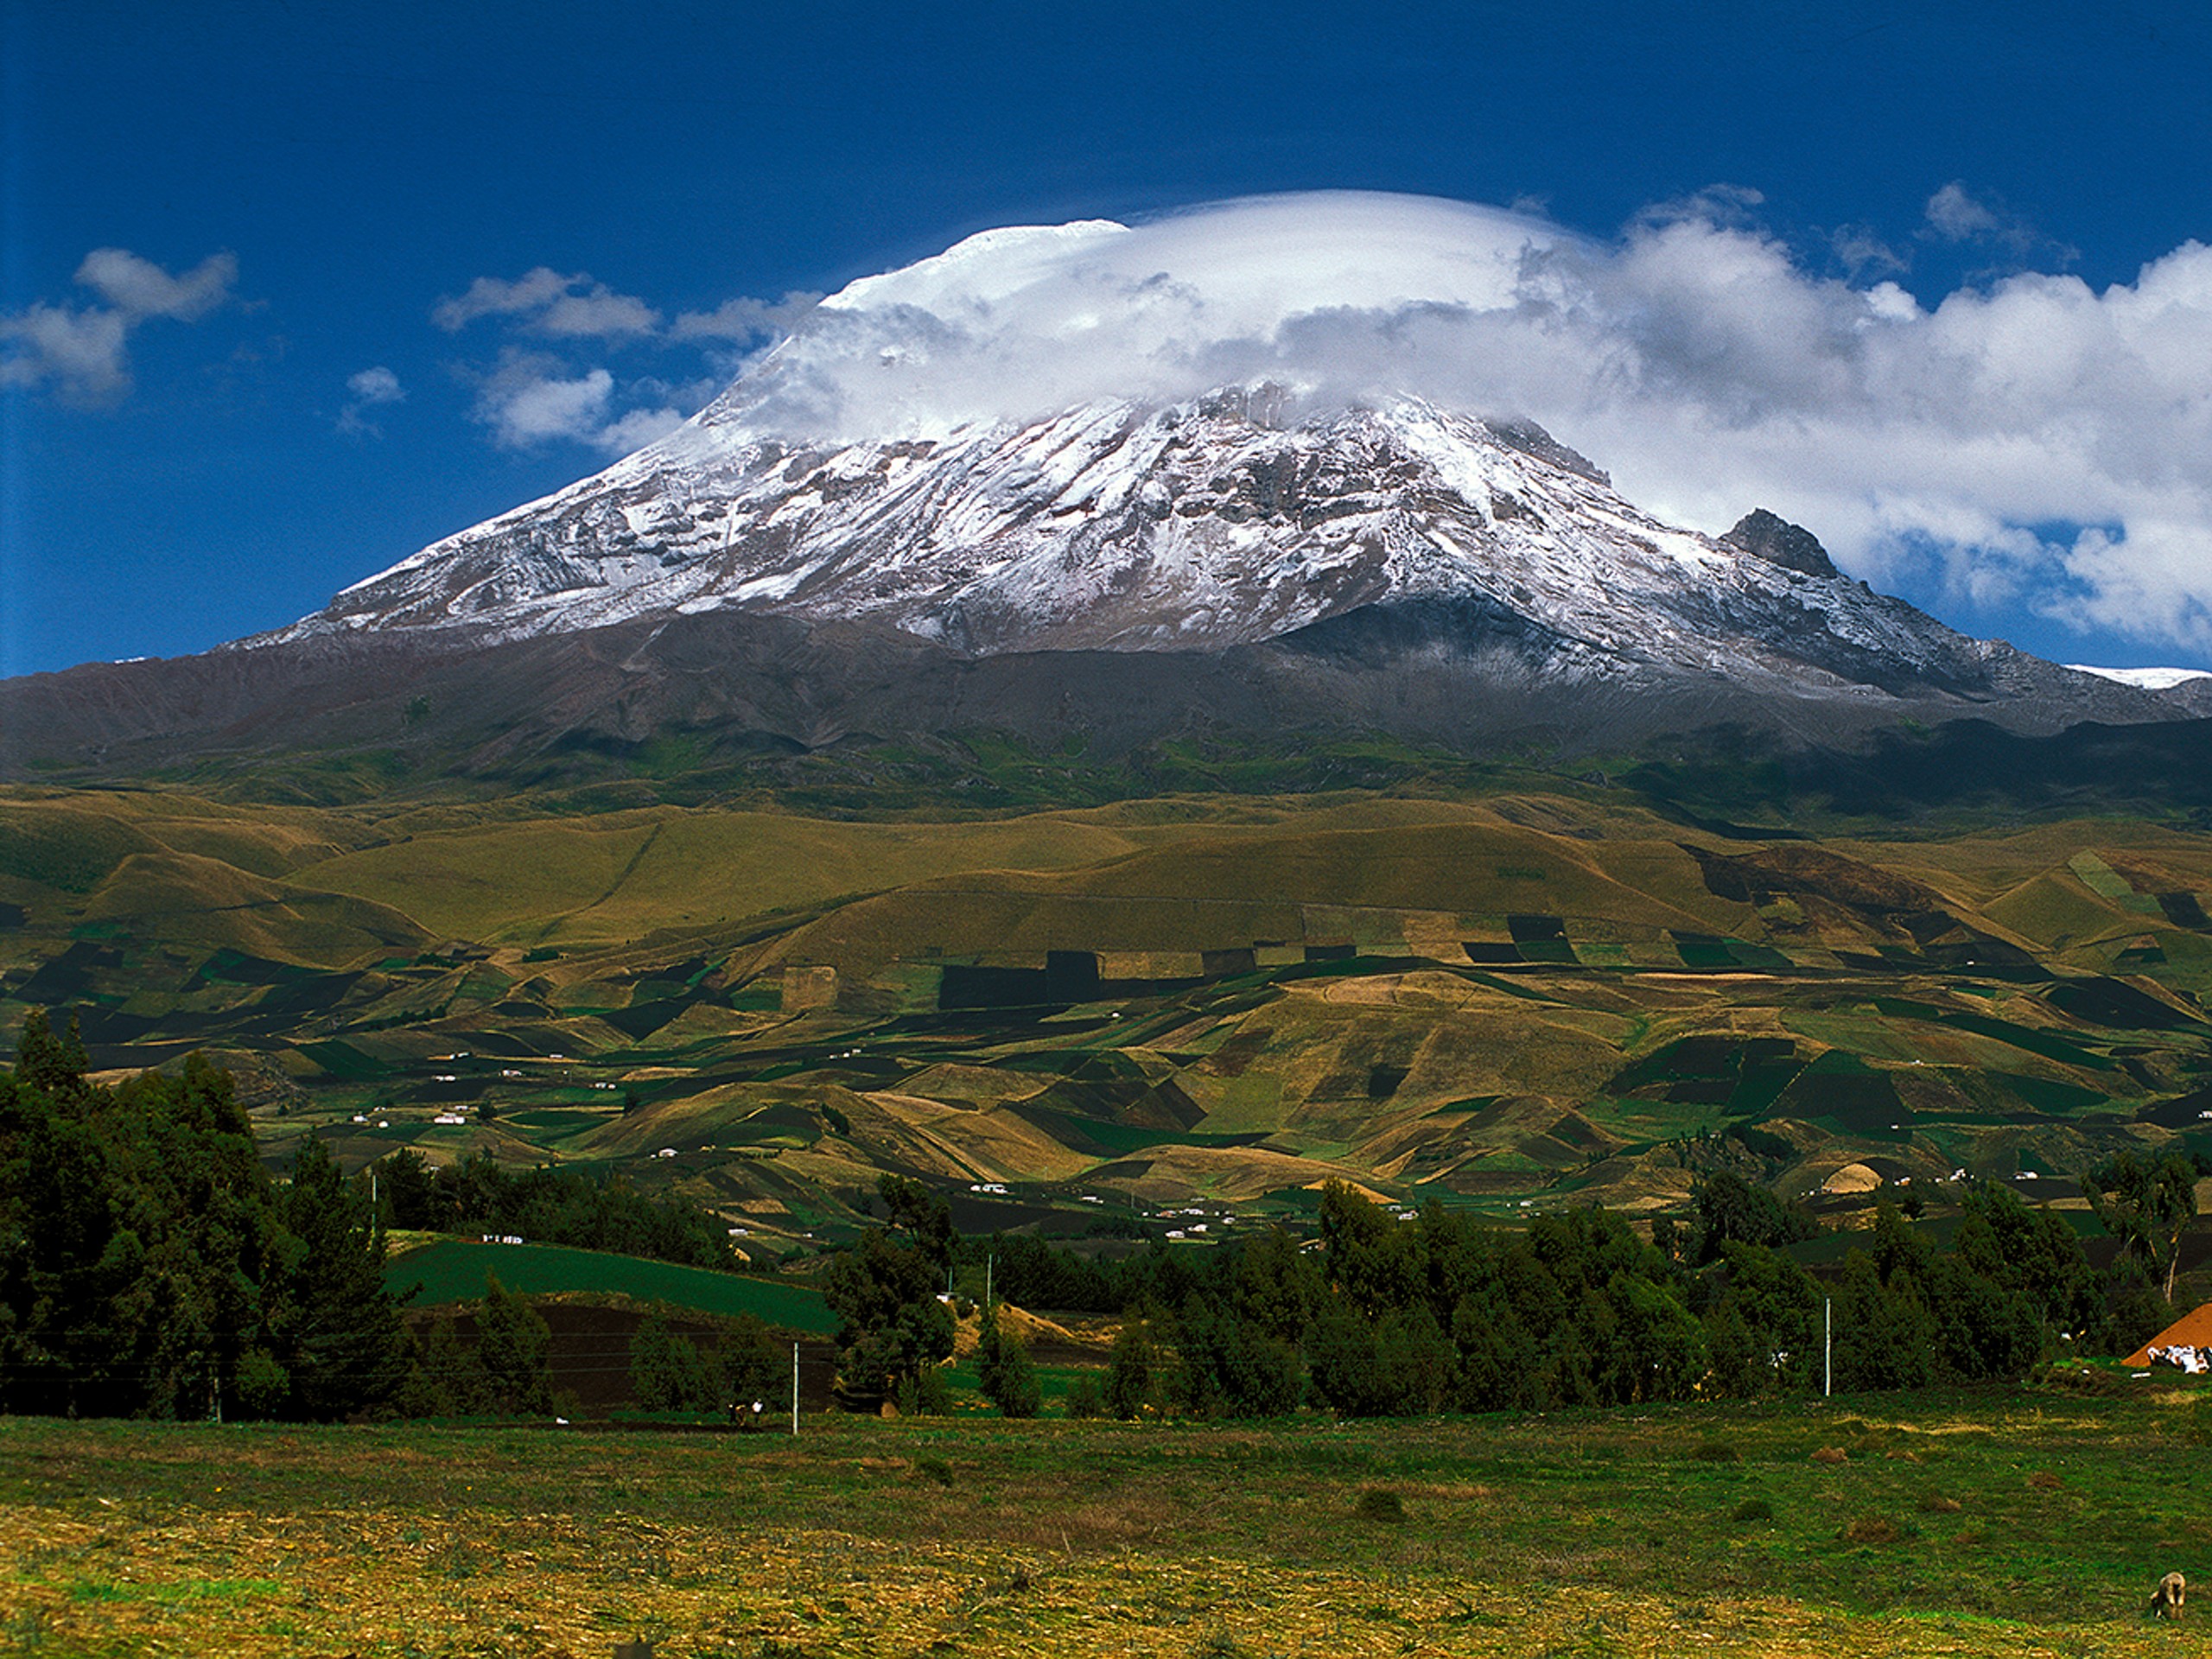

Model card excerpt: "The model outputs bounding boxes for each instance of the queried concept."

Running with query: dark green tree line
[0,1010,404,1421]
[859,1168,2151,1422]
[377,1147,736,1270]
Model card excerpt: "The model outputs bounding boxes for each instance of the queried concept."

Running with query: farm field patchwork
[3,1386,2208,1657]
[9,782,2212,1244]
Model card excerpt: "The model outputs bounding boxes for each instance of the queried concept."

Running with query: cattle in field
[2150,1571,2185,1619]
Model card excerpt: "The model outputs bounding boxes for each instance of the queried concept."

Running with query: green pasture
[385,1239,837,1333]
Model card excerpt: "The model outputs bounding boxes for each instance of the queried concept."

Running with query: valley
[8,773,2210,1249]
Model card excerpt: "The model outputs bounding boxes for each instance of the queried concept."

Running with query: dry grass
[4,1394,2210,1658]
[3,1503,2199,1659]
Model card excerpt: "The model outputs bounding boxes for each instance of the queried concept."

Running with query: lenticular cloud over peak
[708,193,1572,440]
[681,189,2212,657]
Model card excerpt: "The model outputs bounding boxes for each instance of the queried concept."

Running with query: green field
[3,1381,2207,1656]
[389,1239,838,1333]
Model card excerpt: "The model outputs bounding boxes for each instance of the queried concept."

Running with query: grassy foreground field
[4,1386,2208,1657]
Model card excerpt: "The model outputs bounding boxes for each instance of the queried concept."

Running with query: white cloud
[704,189,2212,653]
[594,405,687,452]
[434,267,660,338]
[537,289,659,339]
[1828,225,1906,278]
[1924,181,2005,242]
[671,289,824,340]
[74,248,237,321]
[0,248,236,404]
[467,351,683,454]
[0,304,130,401]
[1921,182,2052,262]
[336,365,405,437]
[428,265,820,454]
[474,353,614,447]
[347,365,404,404]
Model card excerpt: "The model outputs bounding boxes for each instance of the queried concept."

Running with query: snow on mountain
[2066,665,2212,690]
[243,207,2174,722]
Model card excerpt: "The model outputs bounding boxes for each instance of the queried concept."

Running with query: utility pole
[1824,1297,1832,1399]
[791,1342,799,1436]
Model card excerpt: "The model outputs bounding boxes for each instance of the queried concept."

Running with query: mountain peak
[1719,510,1840,581]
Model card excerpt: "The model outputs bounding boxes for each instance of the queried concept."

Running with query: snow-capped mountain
[256,380,2131,719]
[8,211,2194,788]
[236,212,2173,726]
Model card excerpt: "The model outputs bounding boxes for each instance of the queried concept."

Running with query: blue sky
[4,0,2209,677]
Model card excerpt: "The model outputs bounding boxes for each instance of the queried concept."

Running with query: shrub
[1065,1373,1105,1419]
[1731,1497,1774,1523]
[1355,1489,1406,1522]
[1690,1440,1738,1462]
[1842,1515,1903,1544]
[1919,1493,1962,1514]
[977,1306,1042,1420]
[893,1366,951,1417]
[915,1456,954,1486]
[1105,1314,1161,1420]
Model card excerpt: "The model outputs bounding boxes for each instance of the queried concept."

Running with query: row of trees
[829,1161,2192,1421]
[630,1312,786,1414]
[376,1147,738,1270]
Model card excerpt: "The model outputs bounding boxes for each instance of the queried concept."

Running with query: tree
[1610,1272,1708,1402]
[716,1313,786,1412]
[1103,1309,1163,1419]
[393,1315,490,1416]
[1691,1171,1816,1264]
[632,1313,718,1412]
[976,1304,1041,1419]
[1449,1281,1540,1412]
[2084,1150,2198,1303]
[1317,1181,1422,1317]
[269,1137,406,1419]
[12,1008,89,1100]
[875,1174,954,1271]
[1955,1179,2101,1344]
[1832,1249,1934,1392]
[474,1274,553,1414]
[1703,1240,1822,1394]
[1172,1293,1300,1419]
[823,1190,955,1405]
[0,1016,315,1421]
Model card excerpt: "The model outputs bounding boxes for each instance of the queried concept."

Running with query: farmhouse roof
[2123,1301,2212,1367]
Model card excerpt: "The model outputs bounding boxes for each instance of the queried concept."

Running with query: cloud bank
[0,249,237,403]
[709,191,2212,656]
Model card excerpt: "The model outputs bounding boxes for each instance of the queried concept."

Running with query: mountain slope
[256,388,2152,728]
